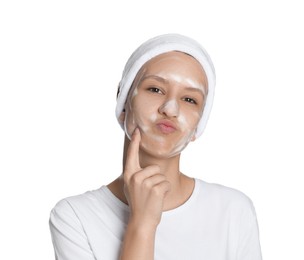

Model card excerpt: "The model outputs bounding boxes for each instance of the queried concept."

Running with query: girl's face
[123,51,208,158]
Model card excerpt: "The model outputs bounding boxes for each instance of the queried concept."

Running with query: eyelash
[147,87,197,105]
[183,97,197,105]
[148,87,163,94]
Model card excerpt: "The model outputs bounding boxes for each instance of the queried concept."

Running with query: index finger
[125,128,141,174]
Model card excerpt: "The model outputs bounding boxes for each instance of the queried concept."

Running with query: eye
[183,97,197,104]
[148,87,163,94]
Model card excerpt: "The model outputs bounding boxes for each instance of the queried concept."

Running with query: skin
[107,51,208,260]
[123,51,208,158]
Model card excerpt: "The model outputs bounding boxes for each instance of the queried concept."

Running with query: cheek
[174,110,200,147]
[177,113,188,131]
[177,110,200,132]
[123,96,138,138]
[124,109,136,140]
[124,98,157,138]
[168,112,200,157]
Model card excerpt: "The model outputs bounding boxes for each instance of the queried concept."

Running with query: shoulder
[195,178,257,216]
[50,187,105,220]
[49,190,105,259]
[196,178,252,201]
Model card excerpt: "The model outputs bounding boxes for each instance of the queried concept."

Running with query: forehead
[137,51,208,87]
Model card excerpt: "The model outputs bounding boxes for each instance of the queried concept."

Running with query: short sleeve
[49,199,96,260]
[237,199,263,260]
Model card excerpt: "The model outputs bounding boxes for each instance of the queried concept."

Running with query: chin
[139,131,190,158]
[141,143,183,159]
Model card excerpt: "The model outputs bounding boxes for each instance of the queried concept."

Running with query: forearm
[119,220,157,260]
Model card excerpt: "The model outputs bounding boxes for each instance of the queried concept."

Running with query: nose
[158,99,179,118]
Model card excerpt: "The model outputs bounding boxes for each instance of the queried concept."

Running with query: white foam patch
[149,133,165,143]
[163,73,206,96]
[162,99,179,116]
[139,123,149,133]
[184,78,207,96]
[177,113,189,131]
[132,86,138,97]
[149,113,158,122]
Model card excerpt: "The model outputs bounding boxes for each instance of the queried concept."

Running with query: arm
[49,199,95,260]
[119,220,157,260]
[119,128,170,260]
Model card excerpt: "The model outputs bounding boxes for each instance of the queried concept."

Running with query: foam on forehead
[115,33,216,139]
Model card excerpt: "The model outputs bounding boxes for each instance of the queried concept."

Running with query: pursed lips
[156,119,178,134]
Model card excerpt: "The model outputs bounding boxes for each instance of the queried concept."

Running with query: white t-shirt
[49,179,262,260]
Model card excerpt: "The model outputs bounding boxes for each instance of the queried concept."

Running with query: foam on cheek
[178,111,200,126]
[125,109,149,139]
[123,86,140,139]
[136,109,157,134]
[149,113,157,122]
[132,86,138,98]
[177,113,188,131]
[141,134,166,152]
[138,112,167,153]
[138,120,149,133]
[167,111,200,157]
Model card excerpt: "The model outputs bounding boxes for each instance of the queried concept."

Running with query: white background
[1,0,303,259]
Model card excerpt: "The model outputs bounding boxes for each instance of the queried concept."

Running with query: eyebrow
[140,75,169,84]
[140,75,207,97]
[184,86,206,97]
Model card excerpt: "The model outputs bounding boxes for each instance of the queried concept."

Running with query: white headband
[115,33,216,139]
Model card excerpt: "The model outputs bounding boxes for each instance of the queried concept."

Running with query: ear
[190,130,197,142]
[118,109,126,124]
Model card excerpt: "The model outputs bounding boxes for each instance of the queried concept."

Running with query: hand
[123,128,171,229]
